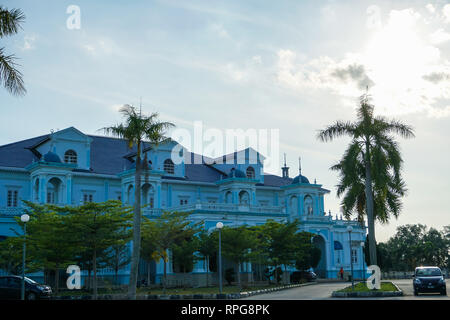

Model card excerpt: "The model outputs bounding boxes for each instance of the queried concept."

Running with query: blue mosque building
[0,127,366,285]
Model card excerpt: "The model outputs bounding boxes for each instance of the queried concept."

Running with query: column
[157,182,161,208]
[66,174,72,205]
[104,180,109,201]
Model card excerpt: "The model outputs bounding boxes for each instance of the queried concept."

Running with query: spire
[298,156,302,175]
[281,153,289,178]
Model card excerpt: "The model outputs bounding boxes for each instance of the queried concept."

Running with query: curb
[331,282,403,298]
[51,282,318,300]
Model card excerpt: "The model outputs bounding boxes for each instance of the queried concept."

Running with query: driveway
[242,279,449,300]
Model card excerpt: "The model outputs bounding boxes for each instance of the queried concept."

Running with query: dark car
[413,267,447,296]
[0,275,52,300]
[290,271,317,283]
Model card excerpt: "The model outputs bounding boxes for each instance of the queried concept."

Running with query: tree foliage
[317,93,414,265]
[0,6,26,95]
[102,104,174,299]
[377,224,449,271]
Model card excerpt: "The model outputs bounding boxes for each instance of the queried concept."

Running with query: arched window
[304,195,313,215]
[164,159,174,174]
[239,190,250,205]
[225,191,232,204]
[47,177,62,204]
[290,196,298,215]
[246,166,255,179]
[64,150,77,164]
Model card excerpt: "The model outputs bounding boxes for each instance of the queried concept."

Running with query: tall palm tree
[317,94,414,265]
[0,6,26,96]
[103,105,174,299]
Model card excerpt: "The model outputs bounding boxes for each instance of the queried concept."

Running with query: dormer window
[246,166,255,179]
[64,150,77,164]
[164,159,174,174]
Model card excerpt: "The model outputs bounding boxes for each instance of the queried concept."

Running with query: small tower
[281,153,289,178]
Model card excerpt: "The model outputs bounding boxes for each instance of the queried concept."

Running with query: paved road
[242,279,449,300]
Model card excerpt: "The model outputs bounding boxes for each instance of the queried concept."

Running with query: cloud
[80,37,128,58]
[22,34,37,51]
[426,4,436,14]
[443,4,450,23]
[276,8,450,118]
[430,28,450,44]
[331,64,374,90]
[210,23,230,39]
[423,72,450,83]
[276,49,369,97]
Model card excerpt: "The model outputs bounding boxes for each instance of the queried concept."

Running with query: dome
[228,168,246,178]
[43,151,61,163]
[292,174,310,184]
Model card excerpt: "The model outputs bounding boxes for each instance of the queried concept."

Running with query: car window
[416,268,441,276]
[7,277,21,288]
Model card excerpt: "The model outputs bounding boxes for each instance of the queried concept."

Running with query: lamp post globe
[216,222,223,229]
[21,214,30,223]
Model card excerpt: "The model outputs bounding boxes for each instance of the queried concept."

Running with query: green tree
[196,229,217,287]
[141,211,201,292]
[102,105,174,299]
[67,201,132,298]
[172,234,199,280]
[22,201,77,293]
[220,225,256,289]
[294,232,321,272]
[141,222,159,286]
[103,242,131,286]
[0,6,26,95]
[317,93,414,265]
[0,236,23,274]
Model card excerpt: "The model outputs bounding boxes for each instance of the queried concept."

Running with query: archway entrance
[312,235,327,278]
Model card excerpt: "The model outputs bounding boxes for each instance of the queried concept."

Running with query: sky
[1,0,449,242]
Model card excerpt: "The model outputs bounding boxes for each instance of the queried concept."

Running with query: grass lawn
[55,281,306,297]
[337,281,398,293]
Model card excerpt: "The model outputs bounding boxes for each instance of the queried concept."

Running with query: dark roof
[185,164,224,183]
[0,134,48,168]
[292,174,310,184]
[0,133,289,186]
[261,174,293,187]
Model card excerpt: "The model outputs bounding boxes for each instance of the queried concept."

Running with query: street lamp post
[360,241,365,282]
[216,222,224,294]
[21,214,30,300]
[347,225,354,290]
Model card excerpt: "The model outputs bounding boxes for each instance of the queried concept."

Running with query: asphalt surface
[242,279,450,300]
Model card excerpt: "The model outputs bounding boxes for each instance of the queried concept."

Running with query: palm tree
[103,105,174,299]
[317,94,414,265]
[0,6,26,96]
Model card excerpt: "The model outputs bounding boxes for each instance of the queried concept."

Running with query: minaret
[281,153,289,178]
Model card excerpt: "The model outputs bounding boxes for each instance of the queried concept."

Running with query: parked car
[413,266,447,296]
[290,271,317,283]
[0,275,52,300]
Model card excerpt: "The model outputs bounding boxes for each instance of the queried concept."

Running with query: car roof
[415,266,440,269]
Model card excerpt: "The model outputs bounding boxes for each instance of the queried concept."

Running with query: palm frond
[0,48,26,96]
[316,120,356,142]
[0,7,25,37]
